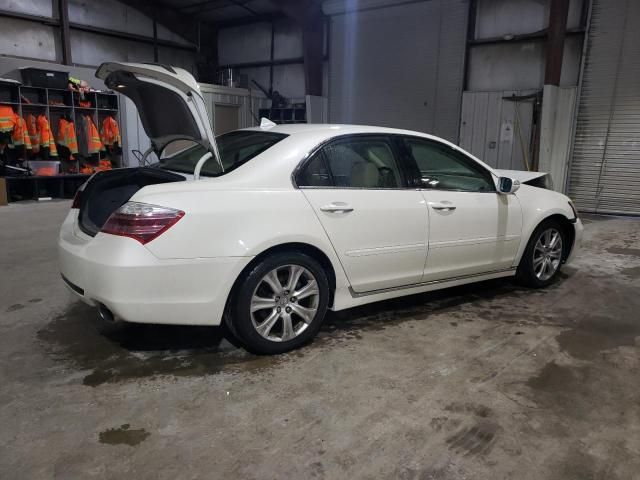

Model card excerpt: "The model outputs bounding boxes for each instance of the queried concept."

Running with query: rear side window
[297,136,404,189]
[157,131,287,177]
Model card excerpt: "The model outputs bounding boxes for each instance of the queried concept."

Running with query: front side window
[403,137,495,192]
[297,136,404,188]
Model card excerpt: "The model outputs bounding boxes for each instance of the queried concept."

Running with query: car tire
[229,252,330,355]
[516,219,566,288]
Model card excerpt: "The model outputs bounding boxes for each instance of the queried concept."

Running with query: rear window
[157,131,287,176]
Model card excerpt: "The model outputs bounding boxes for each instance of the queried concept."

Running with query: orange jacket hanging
[26,114,40,153]
[84,115,104,154]
[100,116,121,147]
[37,114,58,156]
[57,118,78,154]
[11,114,31,149]
[0,105,17,133]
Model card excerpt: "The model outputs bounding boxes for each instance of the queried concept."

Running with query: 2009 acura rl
[59,63,583,354]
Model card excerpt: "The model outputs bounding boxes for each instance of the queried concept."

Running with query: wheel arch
[224,242,338,313]
[531,213,576,262]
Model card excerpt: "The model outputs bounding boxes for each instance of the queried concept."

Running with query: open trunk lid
[95,62,220,164]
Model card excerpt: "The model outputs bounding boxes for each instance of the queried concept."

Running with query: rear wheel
[230,252,330,354]
[516,220,566,288]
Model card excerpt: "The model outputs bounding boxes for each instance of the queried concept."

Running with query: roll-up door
[327,0,468,143]
[568,0,640,215]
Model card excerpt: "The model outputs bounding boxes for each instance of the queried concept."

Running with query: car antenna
[260,117,277,129]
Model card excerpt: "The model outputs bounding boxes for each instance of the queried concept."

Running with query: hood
[493,169,547,183]
[95,62,216,155]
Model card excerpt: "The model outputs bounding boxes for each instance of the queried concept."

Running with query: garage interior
[1,0,639,479]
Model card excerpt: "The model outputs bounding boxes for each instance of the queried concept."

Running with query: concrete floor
[1,200,639,480]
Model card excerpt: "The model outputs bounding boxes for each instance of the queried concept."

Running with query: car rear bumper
[58,211,252,326]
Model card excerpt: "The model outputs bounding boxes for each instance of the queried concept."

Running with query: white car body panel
[58,65,584,327]
[59,210,253,325]
[301,189,428,292]
[421,190,522,281]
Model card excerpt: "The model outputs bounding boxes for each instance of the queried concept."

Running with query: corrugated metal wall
[459,90,536,170]
[328,0,468,142]
[568,0,640,215]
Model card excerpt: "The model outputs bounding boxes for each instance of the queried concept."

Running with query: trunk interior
[78,167,186,237]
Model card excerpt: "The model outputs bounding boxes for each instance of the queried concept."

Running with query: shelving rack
[0,80,120,201]
[259,105,306,124]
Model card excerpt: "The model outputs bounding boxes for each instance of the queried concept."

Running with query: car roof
[242,123,434,137]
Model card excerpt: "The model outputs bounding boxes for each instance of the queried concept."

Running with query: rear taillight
[101,202,185,244]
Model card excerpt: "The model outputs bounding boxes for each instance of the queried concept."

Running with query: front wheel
[229,252,330,354]
[516,220,566,288]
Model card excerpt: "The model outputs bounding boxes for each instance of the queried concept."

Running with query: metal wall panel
[328,0,468,142]
[568,0,640,215]
[459,90,536,170]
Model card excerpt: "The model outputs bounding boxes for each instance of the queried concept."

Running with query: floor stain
[606,246,640,257]
[555,317,640,360]
[620,266,640,279]
[38,302,284,387]
[527,362,581,393]
[6,304,24,312]
[99,424,150,446]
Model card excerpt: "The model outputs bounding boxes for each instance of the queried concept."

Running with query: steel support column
[57,0,71,65]
[544,0,571,85]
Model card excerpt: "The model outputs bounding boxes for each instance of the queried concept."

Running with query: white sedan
[59,63,583,354]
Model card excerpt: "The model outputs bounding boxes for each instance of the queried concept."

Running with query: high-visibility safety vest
[37,114,58,156]
[99,159,112,170]
[0,105,17,133]
[100,116,121,147]
[57,118,78,154]
[84,115,104,154]
[26,114,40,154]
[11,114,31,149]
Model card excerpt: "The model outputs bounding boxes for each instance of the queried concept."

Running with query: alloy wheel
[533,228,563,281]
[250,264,320,342]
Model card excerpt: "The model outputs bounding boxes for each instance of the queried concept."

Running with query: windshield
[157,131,288,176]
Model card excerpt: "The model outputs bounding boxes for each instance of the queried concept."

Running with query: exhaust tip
[98,304,115,322]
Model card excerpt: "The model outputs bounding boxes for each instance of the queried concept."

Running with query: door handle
[429,201,456,211]
[320,203,354,213]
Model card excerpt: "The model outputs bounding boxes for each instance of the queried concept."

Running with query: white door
[297,135,429,293]
[399,136,522,281]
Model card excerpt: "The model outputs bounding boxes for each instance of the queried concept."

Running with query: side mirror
[498,176,520,194]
